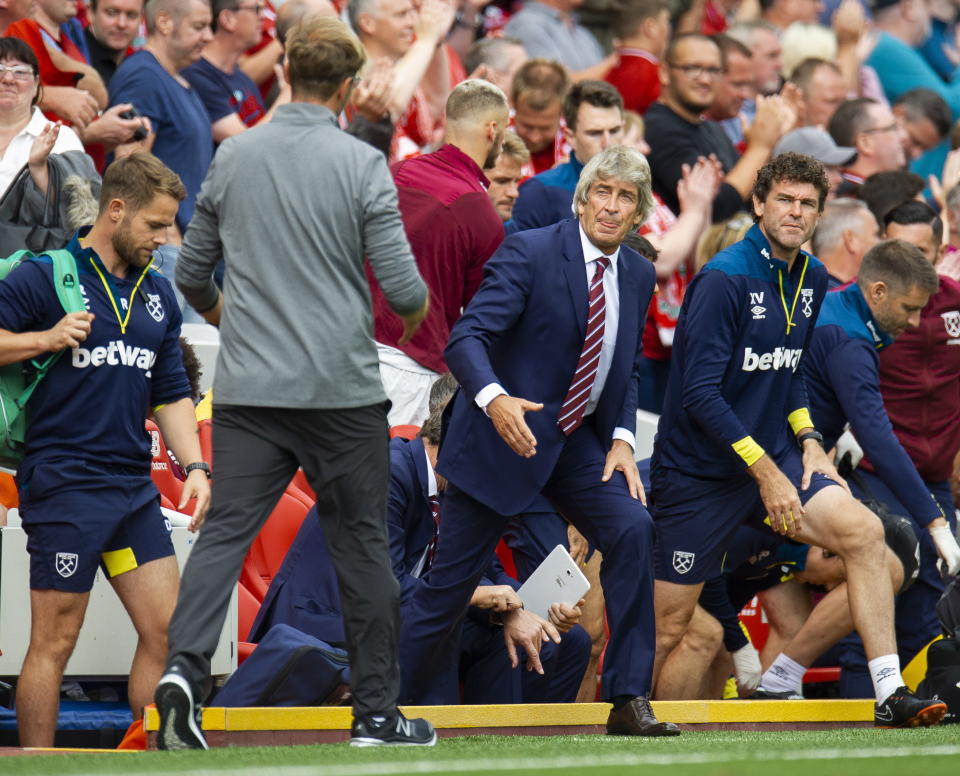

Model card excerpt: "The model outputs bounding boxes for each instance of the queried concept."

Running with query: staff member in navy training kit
[0,153,211,748]
[798,239,960,694]
[651,152,947,728]
[400,145,679,736]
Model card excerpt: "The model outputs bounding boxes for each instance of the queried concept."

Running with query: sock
[759,653,806,694]
[868,654,904,704]
[612,695,635,710]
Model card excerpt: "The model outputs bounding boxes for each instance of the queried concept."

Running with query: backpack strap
[44,249,86,314]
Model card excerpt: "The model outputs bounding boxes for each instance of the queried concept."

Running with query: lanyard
[777,255,808,336]
[90,257,155,335]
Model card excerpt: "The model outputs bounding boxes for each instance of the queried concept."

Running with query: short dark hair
[610,0,670,40]
[511,58,569,110]
[420,373,458,445]
[860,170,926,225]
[894,88,951,140]
[286,16,365,100]
[788,58,841,93]
[179,337,203,402]
[0,37,41,105]
[563,80,622,131]
[622,231,659,262]
[752,152,829,215]
[858,239,938,296]
[828,98,878,148]
[884,199,944,247]
[664,32,720,67]
[210,0,234,32]
[713,33,751,64]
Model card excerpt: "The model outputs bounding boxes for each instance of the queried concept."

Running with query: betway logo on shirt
[72,339,156,374]
[741,346,803,372]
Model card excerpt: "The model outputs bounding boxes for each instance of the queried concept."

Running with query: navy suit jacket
[250,437,513,643]
[438,217,656,515]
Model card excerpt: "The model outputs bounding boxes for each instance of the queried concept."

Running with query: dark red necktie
[425,495,441,571]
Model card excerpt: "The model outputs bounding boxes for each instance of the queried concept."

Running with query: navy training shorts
[651,445,838,584]
[18,459,175,593]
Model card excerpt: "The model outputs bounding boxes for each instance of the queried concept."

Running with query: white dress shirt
[475,224,636,450]
[0,107,84,196]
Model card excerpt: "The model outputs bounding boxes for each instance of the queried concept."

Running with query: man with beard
[0,153,211,747]
[651,153,947,728]
[369,78,509,426]
[645,33,789,222]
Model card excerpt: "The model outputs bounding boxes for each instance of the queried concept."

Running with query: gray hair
[464,36,525,76]
[946,184,960,222]
[346,0,378,34]
[571,145,655,225]
[726,19,780,48]
[812,198,875,257]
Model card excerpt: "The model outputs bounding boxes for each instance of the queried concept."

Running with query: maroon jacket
[368,144,504,373]
[871,275,960,482]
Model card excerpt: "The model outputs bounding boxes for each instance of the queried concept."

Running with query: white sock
[759,653,806,694]
[868,654,904,704]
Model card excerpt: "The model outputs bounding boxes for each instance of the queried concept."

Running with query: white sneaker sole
[349,731,438,747]
[156,673,209,751]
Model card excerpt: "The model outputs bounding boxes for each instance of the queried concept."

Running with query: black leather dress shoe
[606,697,681,736]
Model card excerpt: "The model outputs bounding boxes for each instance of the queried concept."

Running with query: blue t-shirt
[109,50,214,231]
[182,57,266,130]
[0,232,191,478]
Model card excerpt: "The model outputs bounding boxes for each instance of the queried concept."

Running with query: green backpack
[0,249,87,469]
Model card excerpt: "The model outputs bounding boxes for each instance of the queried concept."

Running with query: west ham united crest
[146,293,164,322]
[801,288,814,318]
[672,550,695,575]
[56,552,79,578]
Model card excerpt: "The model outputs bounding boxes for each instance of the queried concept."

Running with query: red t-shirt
[606,49,660,115]
[6,19,87,98]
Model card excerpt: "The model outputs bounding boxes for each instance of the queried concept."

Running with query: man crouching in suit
[399,145,679,736]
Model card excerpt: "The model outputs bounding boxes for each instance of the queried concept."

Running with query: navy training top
[508,152,583,234]
[653,223,828,478]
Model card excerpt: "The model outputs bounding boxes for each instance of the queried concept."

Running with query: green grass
[5,728,960,776]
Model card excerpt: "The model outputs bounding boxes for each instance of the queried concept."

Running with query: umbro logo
[751,305,766,319]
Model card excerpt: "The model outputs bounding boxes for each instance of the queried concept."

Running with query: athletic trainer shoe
[874,686,947,728]
[752,687,805,700]
[350,711,437,747]
[155,670,208,750]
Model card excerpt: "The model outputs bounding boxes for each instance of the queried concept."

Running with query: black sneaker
[350,711,437,747]
[752,687,805,700]
[874,686,947,728]
[155,671,208,750]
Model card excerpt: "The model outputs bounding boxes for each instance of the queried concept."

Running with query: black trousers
[165,404,400,717]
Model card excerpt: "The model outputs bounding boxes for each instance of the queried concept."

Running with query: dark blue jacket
[653,224,827,478]
[508,154,583,234]
[439,217,654,515]
[804,283,943,526]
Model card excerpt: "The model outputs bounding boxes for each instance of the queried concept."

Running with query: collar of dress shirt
[423,445,438,498]
[578,223,620,273]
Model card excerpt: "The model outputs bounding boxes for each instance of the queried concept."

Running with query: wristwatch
[184,461,212,479]
[797,431,824,448]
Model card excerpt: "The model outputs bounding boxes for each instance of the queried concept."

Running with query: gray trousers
[165,404,401,717]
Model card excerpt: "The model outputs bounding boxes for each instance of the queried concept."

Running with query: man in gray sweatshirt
[154,16,432,750]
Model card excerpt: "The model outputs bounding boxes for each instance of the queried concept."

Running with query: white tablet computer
[516,544,591,620]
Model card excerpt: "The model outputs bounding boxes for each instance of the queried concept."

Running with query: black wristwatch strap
[184,461,212,479]
[797,431,824,448]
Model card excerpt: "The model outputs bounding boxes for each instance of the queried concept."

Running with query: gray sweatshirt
[176,102,427,409]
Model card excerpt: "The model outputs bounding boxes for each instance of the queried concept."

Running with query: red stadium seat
[290,468,316,502]
[389,425,420,440]
[242,490,311,590]
[237,581,261,664]
[145,420,184,505]
[198,418,213,470]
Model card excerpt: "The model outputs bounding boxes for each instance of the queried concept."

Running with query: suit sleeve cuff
[475,383,507,416]
[612,427,636,452]
[787,408,814,436]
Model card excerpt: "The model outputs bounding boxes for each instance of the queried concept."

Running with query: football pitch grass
[5,728,960,776]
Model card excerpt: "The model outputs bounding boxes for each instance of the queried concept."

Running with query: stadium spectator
[483,130,529,223]
[503,0,608,78]
[109,0,214,237]
[760,0,824,31]
[604,0,671,115]
[810,197,880,287]
[370,79,508,426]
[183,0,273,142]
[510,80,623,232]
[156,16,432,749]
[0,0,31,33]
[464,36,527,101]
[828,99,908,190]
[251,375,591,704]
[865,0,960,119]
[884,200,942,263]
[399,145,680,736]
[859,169,925,224]
[726,20,783,99]
[645,33,790,221]
[650,153,943,727]
[0,152,210,747]
[0,37,85,195]
[782,58,845,131]
[84,0,143,86]
[510,58,570,176]
[773,127,857,197]
[275,0,336,43]
[891,88,951,161]
[703,34,753,147]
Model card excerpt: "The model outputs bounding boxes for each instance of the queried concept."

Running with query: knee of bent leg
[655,588,697,651]
[683,608,723,657]
[832,503,886,557]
